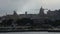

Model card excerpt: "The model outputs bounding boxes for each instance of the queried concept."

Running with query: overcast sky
[0,0,60,16]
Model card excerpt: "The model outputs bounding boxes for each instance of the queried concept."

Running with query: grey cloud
[0,0,60,16]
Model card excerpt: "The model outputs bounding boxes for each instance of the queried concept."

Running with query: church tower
[39,7,45,17]
[12,10,19,20]
[13,11,17,16]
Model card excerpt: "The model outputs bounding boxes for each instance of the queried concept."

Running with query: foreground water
[0,32,60,34]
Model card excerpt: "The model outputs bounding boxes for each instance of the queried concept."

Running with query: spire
[39,6,44,16]
[40,6,44,11]
[40,6,43,9]
[13,10,17,15]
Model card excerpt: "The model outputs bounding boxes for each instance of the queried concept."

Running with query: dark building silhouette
[0,7,60,23]
[39,7,45,17]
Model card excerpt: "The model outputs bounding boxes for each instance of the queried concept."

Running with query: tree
[16,18,33,26]
[1,19,13,27]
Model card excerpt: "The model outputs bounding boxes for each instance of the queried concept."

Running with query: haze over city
[0,0,60,16]
[0,0,60,33]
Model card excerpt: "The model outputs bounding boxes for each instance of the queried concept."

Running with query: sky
[0,0,60,16]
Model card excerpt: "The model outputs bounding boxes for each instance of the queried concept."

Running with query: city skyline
[0,0,60,16]
[0,0,60,32]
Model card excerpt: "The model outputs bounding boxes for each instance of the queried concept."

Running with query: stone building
[47,9,60,20]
